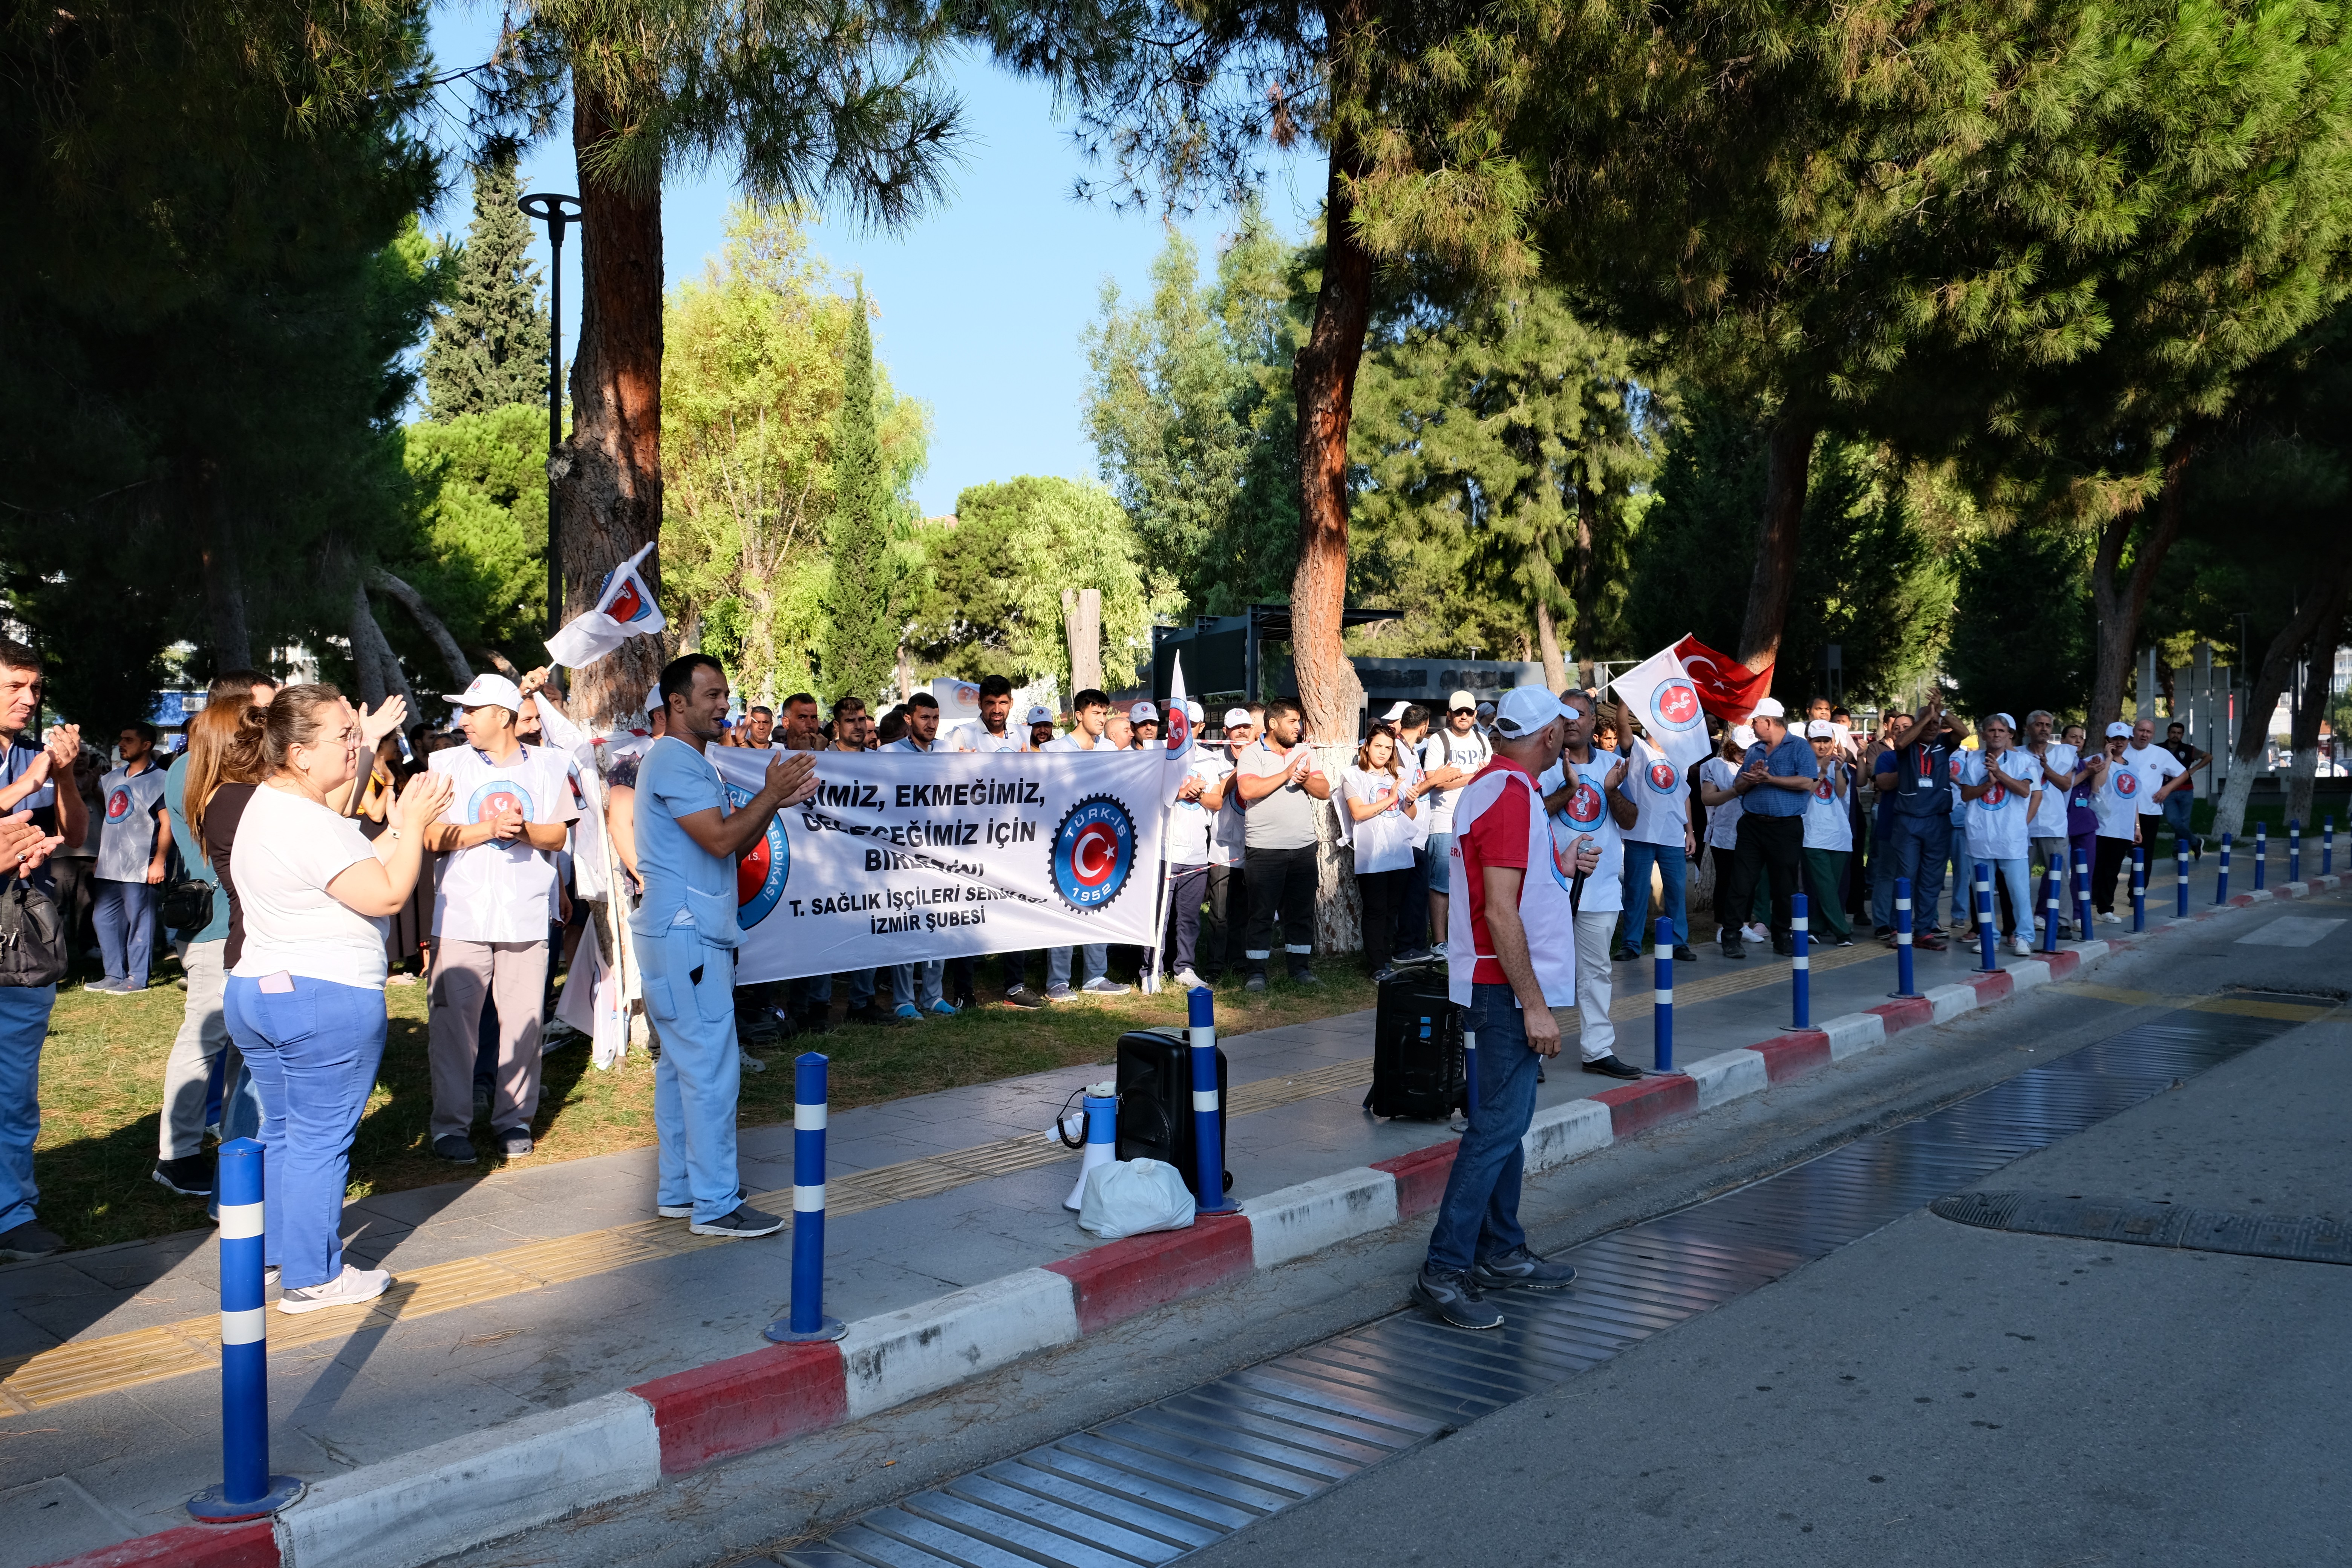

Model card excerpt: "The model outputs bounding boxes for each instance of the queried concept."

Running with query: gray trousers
[158,938,237,1160]
[429,939,549,1140]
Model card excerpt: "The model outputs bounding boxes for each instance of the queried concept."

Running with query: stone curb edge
[48,875,2338,1568]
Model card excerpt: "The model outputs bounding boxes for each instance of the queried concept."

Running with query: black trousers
[1203,864,1242,977]
[1243,844,1318,972]
[1356,867,1407,972]
[2093,834,2132,914]
[1163,864,1209,975]
[1723,814,1803,943]
[1396,848,1430,954]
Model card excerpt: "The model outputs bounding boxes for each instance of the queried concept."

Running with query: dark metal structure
[516,191,583,639]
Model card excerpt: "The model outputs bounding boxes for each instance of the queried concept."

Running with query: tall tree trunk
[1736,414,1818,678]
[1534,599,1568,692]
[196,470,252,672]
[348,575,386,707]
[556,85,667,728]
[1290,128,1372,749]
[2285,597,2345,832]
[2089,436,2200,730]
[369,568,475,688]
[2213,553,2352,841]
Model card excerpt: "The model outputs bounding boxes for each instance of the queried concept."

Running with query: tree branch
[368,567,477,688]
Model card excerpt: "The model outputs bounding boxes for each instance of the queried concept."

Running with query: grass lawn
[32,956,1379,1254]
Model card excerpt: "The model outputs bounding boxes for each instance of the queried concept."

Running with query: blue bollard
[2176,840,2190,919]
[2254,821,2267,891]
[1653,917,1675,1072]
[765,1054,845,1343]
[187,1139,302,1521]
[2327,817,2335,877]
[2216,832,2232,902]
[1890,878,1920,998]
[1973,864,1997,973]
[1188,986,1234,1214]
[1462,1026,1479,1132]
[2132,844,2146,932]
[1791,893,1810,1027]
[2041,859,2063,953]
[2075,850,2093,937]
[2290,818,2301,884]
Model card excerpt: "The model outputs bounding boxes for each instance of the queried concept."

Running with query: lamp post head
[518,191,583,242]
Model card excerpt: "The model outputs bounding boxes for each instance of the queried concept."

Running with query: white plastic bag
[1077,1158,1197,1240]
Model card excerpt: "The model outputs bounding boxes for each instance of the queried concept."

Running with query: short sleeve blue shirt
[1741,733,1818,818]
[629,737,732,938]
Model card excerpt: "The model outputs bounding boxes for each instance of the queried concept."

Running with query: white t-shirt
[230,784,389,987]
[1167,750,1233,867]
[1391,736,1431,849]
[1700,757,1744,851]
[1803,760,1854,851]
[1959,747,2038,861]
[430,745,582,944]
[1537,748,1625,914]
[945,721,1027,754]
[2024,743,2079,838]
[1041,732,1113,754]
[1418,725,1491,835]
[1211,746,1250,867]
[2122,743,2184,815]
[2090,753,2143,839]
[95,762,170,882]
[1341,765,1416,874]
[1623,738,1689,848]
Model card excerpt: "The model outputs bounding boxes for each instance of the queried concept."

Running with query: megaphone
[1063,1080,1118,1211]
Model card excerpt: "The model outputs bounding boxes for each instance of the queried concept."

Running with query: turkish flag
[1670,634,1774,721]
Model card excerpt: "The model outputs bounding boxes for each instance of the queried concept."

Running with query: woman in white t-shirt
[1341,730,1420,977]
[222,687,450,1314]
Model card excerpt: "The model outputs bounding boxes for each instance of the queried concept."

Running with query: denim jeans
[1047,945,1108,991]
[1425,985,1542,1274]
[802,969,876,1008]
[94,878,159,988]
[1883,813,1951,931]
[225,973,387,1289]
[0,983,56,1234]
[159,938,236,1160]
[1620,839,1688,949]
[2163,791,2198,849]
[637,927,746,1223]
[1960,855,2035,934]
[1949,832,1976,924]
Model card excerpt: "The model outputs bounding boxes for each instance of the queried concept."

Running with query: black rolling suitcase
[1114,1028,1231,1203]
[1363,960,1465,1119]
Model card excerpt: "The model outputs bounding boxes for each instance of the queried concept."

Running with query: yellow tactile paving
[2049,982,2333,1022]
[0,934,1984,1414]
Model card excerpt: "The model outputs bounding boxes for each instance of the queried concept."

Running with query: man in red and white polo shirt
[1414,686,1600,1332]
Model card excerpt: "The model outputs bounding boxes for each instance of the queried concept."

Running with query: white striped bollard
[2326,816,2335,877]
[1890,877,1920,999]
[2075,850,2093,935]
[1652,917,1674,1071]
[186,1138,302,1521]
[2132,844,2145,931]
[1188,986,1234,1214]
[765,1053,845,1343]
[2042,859,2064,952]
[1791,893,1811,1027]
[2289,818,2301,884]
[1973,863,1997,973]
[2176,840,2190,919]
[2215,833,2232,902]
[2254,821,2267,891]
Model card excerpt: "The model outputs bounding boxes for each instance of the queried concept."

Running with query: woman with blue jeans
[217,686,445,1312]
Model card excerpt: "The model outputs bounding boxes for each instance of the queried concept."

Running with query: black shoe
[1581,1054,1643,1080]
[1611,946,1642,964]
[845,1002,891,1025]
[0,1220,63,1260]
[1245,969,1267,993]
[495,1126,533,1158]
[952,993,978,1012]
[151,1155,213,1197]
[1673,945,1698,963]
[432,1134,477,1164]
[1772,937,1794,958]
[1872,925,1893,940]
[1472,1245,1578,1292]
[1720,937,1746,960]
[1288,966,1321,987]
[1004,986,1047,1011]
[690,1203,785,1239]
[1410,1265,1504,1330]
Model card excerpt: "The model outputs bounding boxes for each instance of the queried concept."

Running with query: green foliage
[395,403,550,657]
[662,206,929,706]
[1943,524,2098,723]
[818,289,904,706]
[423,151,551,420]
[906,477,1152,691]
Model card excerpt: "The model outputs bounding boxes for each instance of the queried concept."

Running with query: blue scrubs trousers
[637,926,746,1223]
[0,984,56,1235]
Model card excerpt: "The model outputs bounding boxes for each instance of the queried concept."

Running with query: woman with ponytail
[222,686,451,1312]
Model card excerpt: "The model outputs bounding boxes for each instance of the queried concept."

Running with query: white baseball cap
[1379,701,1410,722]
[1476,700,1497,718]
[1447,690,1478,713]
[1223,707,1254,730]
[1731,724,1758,750]
[1806,719,1837,739]
[1185,699,1204,723]
[1024,704,1055,726]
[1989,711,2017,732]
[2106,720,2133,737]
[1750,697,1786,720]
[445,674,523,713]
[1492,686,1568,738]
[1129,701,1159,724]
[642,685,664,714]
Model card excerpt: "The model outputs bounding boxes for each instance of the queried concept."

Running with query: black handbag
[160,874,216,933]
[0,873,68,988]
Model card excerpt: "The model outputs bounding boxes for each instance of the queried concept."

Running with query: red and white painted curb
[45,876,2339,1568]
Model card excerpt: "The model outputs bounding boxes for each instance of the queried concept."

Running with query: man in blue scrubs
[634,654,818,1237]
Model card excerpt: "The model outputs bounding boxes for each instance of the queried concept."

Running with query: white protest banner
[546,542,667,668]
[1607,643,1713,773]
[706,745,1167,983]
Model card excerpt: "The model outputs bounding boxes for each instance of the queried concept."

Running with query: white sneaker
[276,1264,391,1315]
[2098,910,2122,925]
[2011,935,2033,958]
[1172,968,1207,991]
[1742,923,1770,945]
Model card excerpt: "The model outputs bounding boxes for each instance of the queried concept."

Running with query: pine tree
[422,152,551,419]
[820,291,897,705]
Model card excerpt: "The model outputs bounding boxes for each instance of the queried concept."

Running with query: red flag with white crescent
[1669,634,1774,722]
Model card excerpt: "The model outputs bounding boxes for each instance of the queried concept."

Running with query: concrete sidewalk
[0,846,2320,1565]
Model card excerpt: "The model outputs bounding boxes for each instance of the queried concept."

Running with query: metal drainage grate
[781,1008,2295,1568]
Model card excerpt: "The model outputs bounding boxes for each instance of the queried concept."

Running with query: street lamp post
[518,191,584,639]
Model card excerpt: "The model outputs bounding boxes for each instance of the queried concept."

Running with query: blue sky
[421,13,1317,516]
